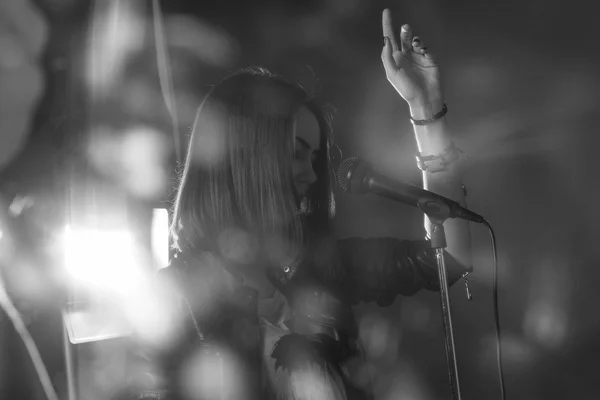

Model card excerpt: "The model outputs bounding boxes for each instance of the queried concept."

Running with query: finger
[416,46,436,64]
[381,37,411,89]
[423,51,437,63]
[400,24,412,53]
[411,36,437,64]
[412,36,427,52]
[381,9,399,52]
[381,36,396,74]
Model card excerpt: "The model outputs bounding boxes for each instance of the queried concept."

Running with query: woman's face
[293,106,321,198]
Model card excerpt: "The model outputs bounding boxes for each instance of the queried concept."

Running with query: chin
[295,195,311,215]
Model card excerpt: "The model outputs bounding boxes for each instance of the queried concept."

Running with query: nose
[304,162,317,186]
[296,161,317,193]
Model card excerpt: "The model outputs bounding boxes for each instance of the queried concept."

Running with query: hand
[381,9,443,117]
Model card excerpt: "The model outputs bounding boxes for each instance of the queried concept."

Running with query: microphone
[336,157,484,224]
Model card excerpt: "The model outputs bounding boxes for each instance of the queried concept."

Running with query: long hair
[170,67,336,269]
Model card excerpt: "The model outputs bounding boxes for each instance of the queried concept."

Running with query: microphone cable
[482,219,506,400]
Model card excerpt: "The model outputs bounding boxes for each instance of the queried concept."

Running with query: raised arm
[381,9,473,275]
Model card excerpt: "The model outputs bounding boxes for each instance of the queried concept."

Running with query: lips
[295,184,309,197]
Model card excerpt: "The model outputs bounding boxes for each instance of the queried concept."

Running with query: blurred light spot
[523,301,567,349]
[376,362,430,400]
[217,228,258,265]
[152,208,169,269]
[63,226,143,293]
[359,313,400,361]
[88,125,170,199]
[180,346,247,400]
[190,105,228,168]
[122,280,179,347]
[522,257,569,349]
[479,332,536,372]
[0,0,49,58]
[401,300,433,333]
[0,0,47,168]
[8,195,34,217]
[289,367,346,400]
[122,80,201,131]
[5,259,46,302]
[0,226,14,263]
[291,286,342,332]
[122,79,160,118]
[165,15,238,67]
[86,0,145,96]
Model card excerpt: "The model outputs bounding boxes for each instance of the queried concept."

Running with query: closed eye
[295,137,320,163]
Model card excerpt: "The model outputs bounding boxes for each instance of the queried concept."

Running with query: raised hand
[381,9,443,115]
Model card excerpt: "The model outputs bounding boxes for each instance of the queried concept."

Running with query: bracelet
[416,142,465,173]
[410,103,448,126]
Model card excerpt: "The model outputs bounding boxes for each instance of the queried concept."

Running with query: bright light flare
[152,208,169,269]
[62,225,180,347]
[63,226,143,293]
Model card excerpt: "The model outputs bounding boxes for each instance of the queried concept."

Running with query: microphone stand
[418,199,462,400]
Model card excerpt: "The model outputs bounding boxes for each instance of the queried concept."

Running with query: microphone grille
[336,157,370,194]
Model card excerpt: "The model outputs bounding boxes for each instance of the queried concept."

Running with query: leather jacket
[124,237,468,400]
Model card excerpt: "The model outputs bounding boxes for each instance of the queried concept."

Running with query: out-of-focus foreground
[1,0,600,399]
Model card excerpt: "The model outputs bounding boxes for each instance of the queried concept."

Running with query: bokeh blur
[1,0,600,399]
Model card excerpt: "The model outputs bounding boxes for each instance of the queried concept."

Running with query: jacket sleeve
[336,237,469,307]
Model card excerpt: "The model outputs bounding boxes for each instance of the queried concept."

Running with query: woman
[132,9,472,400]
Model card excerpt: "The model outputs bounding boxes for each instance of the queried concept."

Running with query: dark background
[1,0,600,399]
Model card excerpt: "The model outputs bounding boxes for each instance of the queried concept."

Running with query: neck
[179,246,282,298]
[223,253,278,298]
[239,267,276,298]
